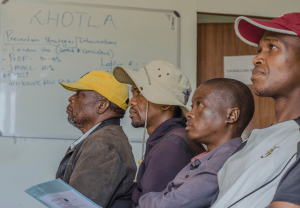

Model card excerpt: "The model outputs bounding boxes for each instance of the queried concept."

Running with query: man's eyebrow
[263,37,279,42]
[193,96,204,101]
[131,87,138,92]
[258,37,280,47]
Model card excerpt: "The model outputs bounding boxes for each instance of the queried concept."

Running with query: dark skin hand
[129,83,204,156]
[252,31,300,124]
[66,90,119,134]
[270,202,300,208]
[186,84,240,152]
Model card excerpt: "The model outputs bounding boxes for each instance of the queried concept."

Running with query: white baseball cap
[113,60,192,115]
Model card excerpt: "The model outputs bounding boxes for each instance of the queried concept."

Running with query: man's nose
[252,53,265,66]
[186,109,194,120]
[128,97,136,107]
[68,94,75,103]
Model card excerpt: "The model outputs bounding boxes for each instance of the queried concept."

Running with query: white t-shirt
[212,119,300,208]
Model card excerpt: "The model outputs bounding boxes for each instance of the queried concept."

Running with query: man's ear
[226,107,240,124]
[161,105,172,111]
[97,100,110,114]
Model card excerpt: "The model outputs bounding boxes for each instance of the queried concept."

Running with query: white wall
[1,0,300,207]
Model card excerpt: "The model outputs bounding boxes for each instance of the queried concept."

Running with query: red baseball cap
[235,13,300,47]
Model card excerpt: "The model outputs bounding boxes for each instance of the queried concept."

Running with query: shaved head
[202,78,255,135]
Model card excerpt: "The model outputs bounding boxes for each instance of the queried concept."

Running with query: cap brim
[113,66,135,85]
[113,66,190,115]
[60,82,93,92]
[235,16,297,47]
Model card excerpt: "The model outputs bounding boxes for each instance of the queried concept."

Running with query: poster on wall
[224,55,256,85]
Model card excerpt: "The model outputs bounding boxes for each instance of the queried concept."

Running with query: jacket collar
[146,117,187,149]
[90,117,120,135]
[65,146,74,155]
[191,137,243,169]
[69,117,120,152]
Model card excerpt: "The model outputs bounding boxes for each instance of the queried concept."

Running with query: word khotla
[30,10,117,28]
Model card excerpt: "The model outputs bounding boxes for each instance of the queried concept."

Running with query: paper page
[40,190,100,208]
[25,179,101,208]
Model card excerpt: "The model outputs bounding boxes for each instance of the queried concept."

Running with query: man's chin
[253,85,272,97]
[252,79,272,97]
[131,120,145,128]
[67,117,77,127]
[187,132,197,140]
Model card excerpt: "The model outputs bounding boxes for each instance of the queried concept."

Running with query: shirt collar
[191,152,208,162]
[190,137,243,170]
[70,122,102,149]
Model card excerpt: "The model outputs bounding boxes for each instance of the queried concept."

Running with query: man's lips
[252,68,265,76]
[66,107,72,114]
[185,121,193,131]
[129,109,138,118]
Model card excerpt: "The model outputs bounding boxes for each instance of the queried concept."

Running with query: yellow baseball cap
[60,70,129,110]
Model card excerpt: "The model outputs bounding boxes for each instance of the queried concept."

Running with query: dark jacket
[56,118,137,208]
[132,117,205,207]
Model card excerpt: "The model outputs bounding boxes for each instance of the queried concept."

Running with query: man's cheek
[187,129,198,140]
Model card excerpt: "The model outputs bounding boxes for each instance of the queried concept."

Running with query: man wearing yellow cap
[56,71,137,208]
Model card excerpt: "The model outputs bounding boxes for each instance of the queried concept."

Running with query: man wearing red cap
[211,13,300,208]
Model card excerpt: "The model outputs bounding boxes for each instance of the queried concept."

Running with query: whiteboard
[0,1,180,140]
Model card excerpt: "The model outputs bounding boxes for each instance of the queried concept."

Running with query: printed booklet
[25,179,101,208]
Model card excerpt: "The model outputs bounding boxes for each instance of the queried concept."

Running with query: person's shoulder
[83,125,134,162]
[150,134,189,157]
[160,132,186,146]
[272,147,300,205]
[80,126,123,149]
[91,125,127,141]
[98,124,125,135]
[211,138,243,157]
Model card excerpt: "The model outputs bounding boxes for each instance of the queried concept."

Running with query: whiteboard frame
[0,0,181,140]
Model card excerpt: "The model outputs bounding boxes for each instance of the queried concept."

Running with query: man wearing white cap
[113,60,205,208]
[211,13,300,208]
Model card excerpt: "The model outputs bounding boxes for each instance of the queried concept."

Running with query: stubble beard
[131,113,145,128]
[68,116,88,129]
[252,77,274,98]
[254,87,273,97]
